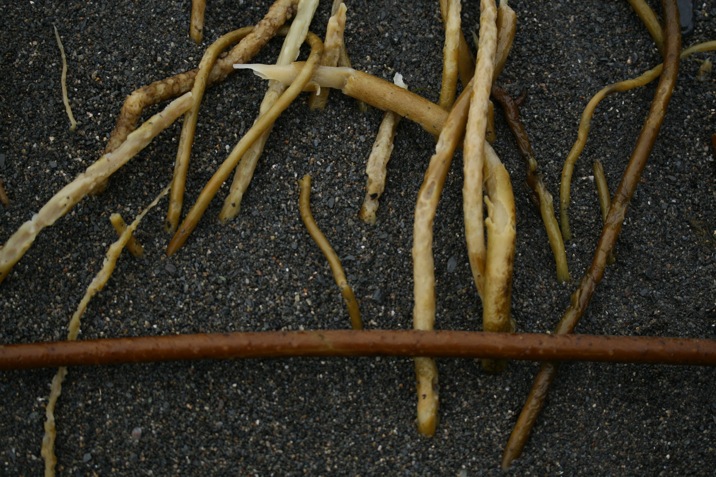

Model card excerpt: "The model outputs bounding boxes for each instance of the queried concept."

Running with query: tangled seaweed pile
[2,2,716,474]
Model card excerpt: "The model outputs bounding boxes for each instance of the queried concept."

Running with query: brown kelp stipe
[491,85,569,283]
[1,331,714,371]
[501,0,682,469]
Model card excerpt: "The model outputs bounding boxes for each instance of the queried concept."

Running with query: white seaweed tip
[234,63,271,80]
[393,72,407,89]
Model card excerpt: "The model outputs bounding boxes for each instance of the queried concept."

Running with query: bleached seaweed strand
[237,63,449,137]
[219,0,320,222]
[494,0,516,82]
[331,1,367,112]
[190,0,206,44]
[438,0,461,110]
[463,0,497,299]
[481,142,516,372]
[0,92,192,286]
[439,0,475,86]
[412,78,474,437]
[308,2,347,110]
[41,185,169,477]
[358,74,408,224]
[298,175,362,330]
[559,40,716,240]
[167,26,254,233]
[53,25,77,131]
[166,34,324,255]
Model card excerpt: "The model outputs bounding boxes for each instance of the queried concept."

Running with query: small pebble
[372,288,383,303]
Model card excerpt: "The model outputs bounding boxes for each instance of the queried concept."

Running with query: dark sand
[1,1,714,475]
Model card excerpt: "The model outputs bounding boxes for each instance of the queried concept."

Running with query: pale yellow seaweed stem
[439,0,461,110]
[359,75,407,224]
[463,0,497,299]
[439,0,475,86]
[481,143,517,372]
[190,0,206,44]
[238,63,449,137]
[412,79,474,437]
[308,2,347,110]
[331,1,367,112]
[298,175,362,330]
[110,213,144,257]
[494,0,516,82]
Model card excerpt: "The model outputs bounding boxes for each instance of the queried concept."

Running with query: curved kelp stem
[492,85,569,283]
[298,175,362,330]
[480,143,517,373]
[558,39,716,240]
[166,33,324,255]
[502,0,681,469]
[412,80,473,436]
[463,0,497,299]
